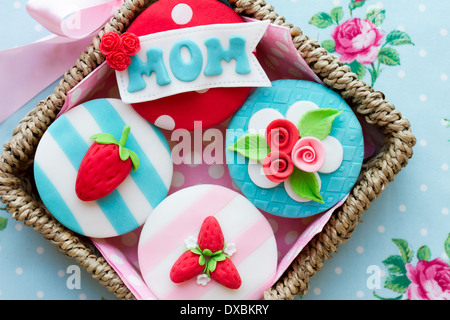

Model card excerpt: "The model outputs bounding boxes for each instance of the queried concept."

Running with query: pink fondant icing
[161,216,275,300]
[291,137,326,172]
[138,187,237,277]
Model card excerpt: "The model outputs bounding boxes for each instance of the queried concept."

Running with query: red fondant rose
[99,32,121,55]
[262,151,294,183]
[106,50,131,72]
[121,32,141,56]
[265,119,299,154]
[100,32,141,71]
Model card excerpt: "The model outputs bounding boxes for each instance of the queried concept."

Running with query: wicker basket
[0,0,416,300]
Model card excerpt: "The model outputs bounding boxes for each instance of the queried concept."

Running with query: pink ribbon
[0,0,124,123]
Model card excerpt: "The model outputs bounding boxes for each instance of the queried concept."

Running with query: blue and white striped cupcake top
[34,98,173,238]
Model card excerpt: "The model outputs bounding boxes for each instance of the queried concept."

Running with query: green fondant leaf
[128,150,140,171]
[211,253,227,262]
[190,247,202,255]
[118,145,130,162]
[203,248,213,257]
[297,108,343,140]
[198,254,206,266]
[91,133,119,145]
[289,168,324,203]
[208,259,217,274]
[227,133,271,161]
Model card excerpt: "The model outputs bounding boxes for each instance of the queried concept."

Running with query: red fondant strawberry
[210,257,242,290]
[169,216,242,290]
[75,125,140,201]
[170,250,205,283]
[198,216,225,253]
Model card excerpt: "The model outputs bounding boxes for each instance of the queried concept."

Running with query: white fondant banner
[116,21,271,103]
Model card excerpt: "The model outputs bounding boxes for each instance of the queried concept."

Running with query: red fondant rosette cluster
[262,119,326,183]
[99,32,140,71]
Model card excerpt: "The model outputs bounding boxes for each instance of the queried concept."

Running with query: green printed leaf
[382,255,411,293]
[392,238,413,263]
[349,0,366,10]
[289,168,324,203]
[0,217,7,231]
[309,12,333,28]
[348,60,366,79]
[378,47,400,66]
[385,30,415,46]
[227,133,271,161]
[366,7,385,26]
[330,7,344,24]
[372,292,403,300]
[382,255,407,276]
[384,274,411,293]
[416,245,431,261]
[445,233,450,259]
[297,108,343,140]
[321,40,336,53]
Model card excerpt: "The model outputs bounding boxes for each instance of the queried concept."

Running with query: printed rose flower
[265,119,299,154]
[121,32,141,56]
[262,151,294,183]
[106,50,131,72]
[405,258,450,300]
[99,32,122,55]
[291,137,326,172]
[331,18,384,64]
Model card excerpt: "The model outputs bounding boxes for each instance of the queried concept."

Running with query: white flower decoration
[196,274,211,286]
[184,235,197,249]
[223,242,237,256]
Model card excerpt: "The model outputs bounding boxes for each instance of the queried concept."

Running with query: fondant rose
[265,119,299,154]
[99,32,121,55]
[291,137,325,172]
[331,18,384,64]
[106,50,131,72]
[405,258,450,300]
[121,32,141,56]
[262,151,294,183]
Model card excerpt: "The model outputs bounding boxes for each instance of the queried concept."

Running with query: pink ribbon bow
[0,0,124,123]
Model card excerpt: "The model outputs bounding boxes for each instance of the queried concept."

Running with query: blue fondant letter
[204,35,250,76]
[169,39,203,82]
[127,47,171,93]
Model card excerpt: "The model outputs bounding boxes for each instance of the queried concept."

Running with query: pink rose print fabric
[331,18,384,64]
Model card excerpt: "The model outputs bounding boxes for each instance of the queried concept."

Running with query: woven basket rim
[0,0,416,300]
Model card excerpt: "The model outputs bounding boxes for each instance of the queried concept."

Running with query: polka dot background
[0,0,449,300]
